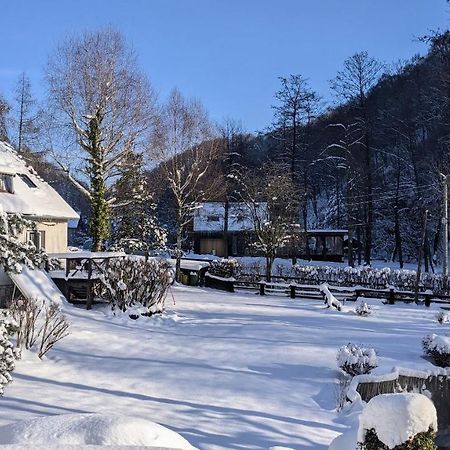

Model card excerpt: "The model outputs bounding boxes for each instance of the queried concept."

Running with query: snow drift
[0,414,196,449]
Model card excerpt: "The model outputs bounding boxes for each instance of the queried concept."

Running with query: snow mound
[0,414,196,449]
[328,428,358,450]
[320,283,342,311]
[357,393,437,448]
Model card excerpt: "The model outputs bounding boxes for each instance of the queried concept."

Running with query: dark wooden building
[187,202,347,262]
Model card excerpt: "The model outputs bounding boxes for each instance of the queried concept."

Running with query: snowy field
[0,285,446,449]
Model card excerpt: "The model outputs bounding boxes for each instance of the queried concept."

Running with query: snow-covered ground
[0,286,447,449]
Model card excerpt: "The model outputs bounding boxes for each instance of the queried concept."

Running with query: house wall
[35,220,68,253]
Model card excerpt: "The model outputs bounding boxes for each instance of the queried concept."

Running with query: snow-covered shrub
[0,310,18,395]
[101,257,173,316]
[208,259,241,279]
[355,300,372,317]
[320,284,342,311]
[358,393,437,450]
[0,208,48,273]
[422,333,450,367]
[7,297,70,358]
[435,311,449,325]
[337,343,378,376]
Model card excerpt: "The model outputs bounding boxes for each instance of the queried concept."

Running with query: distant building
[0,141,79,286]
[188,202,347,261]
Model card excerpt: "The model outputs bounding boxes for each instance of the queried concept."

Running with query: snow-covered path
[0,286,442,449]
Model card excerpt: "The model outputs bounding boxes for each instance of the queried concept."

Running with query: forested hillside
[150,31,450,267]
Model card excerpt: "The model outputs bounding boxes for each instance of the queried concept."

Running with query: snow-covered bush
[101,257,173,316]
[435,311,449,325]
[7,297,70,358]
[337,343,378,376]
[360,428,436,450]
[0,208,48,273]
[355,300,372,317]
[358,393,437,450]
[0,310,18,395]
[422,333,450,367]
[208,259,241,279]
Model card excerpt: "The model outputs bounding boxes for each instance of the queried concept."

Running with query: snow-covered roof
[0,141,79,221]
[193,202,265,232]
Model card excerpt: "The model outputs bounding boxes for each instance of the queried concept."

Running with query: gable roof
[0,141,80,221]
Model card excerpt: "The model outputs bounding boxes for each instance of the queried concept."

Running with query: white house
[0,141,80,285]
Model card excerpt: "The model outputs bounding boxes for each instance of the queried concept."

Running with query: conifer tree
[111,152,167,253]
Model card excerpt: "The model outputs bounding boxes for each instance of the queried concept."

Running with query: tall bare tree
[271,75,320,230]
[218,118,246,257]
[152,89,218,280]
[331,51,384,265]
[0,94,10,142]
[46,27,156,251]
[13,73,40,152]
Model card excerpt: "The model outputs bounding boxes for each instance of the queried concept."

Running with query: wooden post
[414,209,428,304]
[424,292,432,308]
[388,287,395,305]
[87,258,93,280]
[259,282,266,296]
[86,282,92,310]
[290,283,296,299]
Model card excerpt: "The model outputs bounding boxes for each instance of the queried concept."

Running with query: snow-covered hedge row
[0,310,17,396]
[422,334,450,367]
[208,258,241,279]
[101,257,173,316]
[292,264,448,292]
[337,343,378,376]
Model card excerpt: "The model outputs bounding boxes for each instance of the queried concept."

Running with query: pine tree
[111,152,167,253]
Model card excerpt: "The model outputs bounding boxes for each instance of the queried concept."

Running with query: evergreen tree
[0,310,17,396]
[111,152,166,253]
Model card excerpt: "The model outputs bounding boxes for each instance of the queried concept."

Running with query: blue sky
[1,0,449,132]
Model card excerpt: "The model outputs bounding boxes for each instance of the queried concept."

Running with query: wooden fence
[205,273,450,305]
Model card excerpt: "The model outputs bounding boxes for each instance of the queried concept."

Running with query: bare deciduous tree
[46,27,157,250]
[0,94,10,142]
[13,73,41,152]
[152,89,218,280]
[239,166,300,281]
[331,51,384,265]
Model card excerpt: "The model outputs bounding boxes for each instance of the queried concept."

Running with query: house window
[18,174,37,188]
[27,230,46,250]
[0,173,14,193]
[207,215,220,222]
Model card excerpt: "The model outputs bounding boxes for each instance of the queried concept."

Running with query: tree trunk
[88,116,109,252]
[364,132,373,265]
[223,199,229,258]
[266,256,273,282]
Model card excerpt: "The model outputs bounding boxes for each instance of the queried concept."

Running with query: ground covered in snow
[0,286,447,449]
